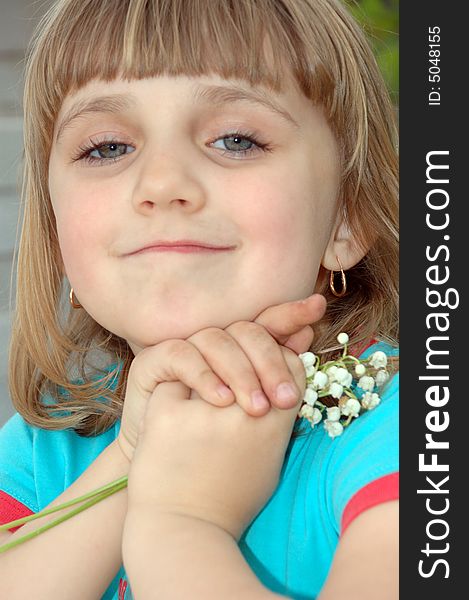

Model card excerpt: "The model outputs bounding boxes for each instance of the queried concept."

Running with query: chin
[110,298,275,352]
[122,314,236,352]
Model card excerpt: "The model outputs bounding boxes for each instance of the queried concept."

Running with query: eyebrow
[192,84,300,129]
[55,83,299,143]
[55,94,138,143]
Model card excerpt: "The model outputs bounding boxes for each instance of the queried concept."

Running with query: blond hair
[9,0,398,436]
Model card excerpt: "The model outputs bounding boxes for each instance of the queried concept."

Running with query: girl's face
[49,74,344,352]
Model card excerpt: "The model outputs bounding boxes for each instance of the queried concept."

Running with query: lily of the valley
[298,332,393,439]
[324,420,344,438]
[357,375,375,392]
[341,398,361,418]
[361,392,381,410]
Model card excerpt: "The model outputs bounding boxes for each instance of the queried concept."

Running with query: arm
[123,510,286,600]
[122,361,305,600]
[0,439,130,600]
[319,501,399,600]
[123,502,397,600]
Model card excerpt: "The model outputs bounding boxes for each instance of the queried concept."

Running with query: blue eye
[73,139,135,166]
[211,131,271,158]
[89,142,134,160]
[73,130,271,167]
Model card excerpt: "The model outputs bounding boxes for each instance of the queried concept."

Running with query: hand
[127,347,305,540]
[117,293,325,461]
[117,322,307,461]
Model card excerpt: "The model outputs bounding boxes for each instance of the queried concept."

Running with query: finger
[279,345,307,397]
[152,381,189,401]
[224,322,302,410]
[187,328,271,417]
[129,340,235,407]
[254,294,326,344]
[282,325,315,354]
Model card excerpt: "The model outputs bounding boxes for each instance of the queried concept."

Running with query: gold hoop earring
[329,256,347,298]
[69,288,82,309]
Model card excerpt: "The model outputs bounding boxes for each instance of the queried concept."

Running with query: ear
[321,212,369,272]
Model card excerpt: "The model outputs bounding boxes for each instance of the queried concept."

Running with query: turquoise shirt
[0,342,398,599]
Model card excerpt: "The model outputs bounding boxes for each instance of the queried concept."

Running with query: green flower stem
[0,475,128,533]
[0,476,128,553]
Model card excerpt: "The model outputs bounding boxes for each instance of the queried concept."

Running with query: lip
[126,240,237,256]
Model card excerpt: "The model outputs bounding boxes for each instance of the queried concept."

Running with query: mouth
[125,240,237,256]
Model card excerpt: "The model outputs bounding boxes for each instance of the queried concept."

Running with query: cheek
[234,164,333,273]
[51,177,118,282]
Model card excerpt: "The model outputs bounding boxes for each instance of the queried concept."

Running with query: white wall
[0,0,51,425]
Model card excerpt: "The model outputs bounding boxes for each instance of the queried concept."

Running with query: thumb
[282,325,315,354]
[136,381,191,446]
[254,294,326,344]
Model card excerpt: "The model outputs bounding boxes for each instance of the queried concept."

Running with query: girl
[0,0,398,598]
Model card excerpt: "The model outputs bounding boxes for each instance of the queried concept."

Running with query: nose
[132,149,207,215]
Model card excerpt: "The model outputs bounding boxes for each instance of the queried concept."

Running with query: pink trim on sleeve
[350,337,378,357]
[0,490,35,533]
[119,578,129,600]
[341,472,399,535]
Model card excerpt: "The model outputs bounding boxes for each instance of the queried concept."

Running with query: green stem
[341,355,361,365]
[0,482,126,554]
[318,359,337,370]
[344,414,353,427]
[0,475,128,532]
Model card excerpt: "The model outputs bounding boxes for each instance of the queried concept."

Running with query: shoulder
[286,341,399,531]
[0,408,118,455]
[0,413,43,513]
[0,412,36,454]
[0,408,119,512]
[327,341,399,531]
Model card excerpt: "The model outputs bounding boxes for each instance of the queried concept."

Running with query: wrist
[122,509,282,600]
[115,433,135,464]
[125,505,236,540]
[125,499,246,541]
[122,508,237,570]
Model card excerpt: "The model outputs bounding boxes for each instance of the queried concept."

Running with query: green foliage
[344,0,399,104]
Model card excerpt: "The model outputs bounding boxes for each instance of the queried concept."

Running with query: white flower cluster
[298,334,390,439]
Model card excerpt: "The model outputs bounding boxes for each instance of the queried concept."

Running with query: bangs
[31,0,333,120]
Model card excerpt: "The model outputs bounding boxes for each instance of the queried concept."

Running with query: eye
[210,131,272,159]
[72,138,135,166]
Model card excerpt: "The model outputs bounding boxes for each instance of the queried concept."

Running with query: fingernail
[251,390,270,410]
[276,382,298,406]
[217,384,233,401]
